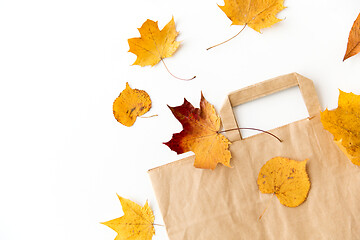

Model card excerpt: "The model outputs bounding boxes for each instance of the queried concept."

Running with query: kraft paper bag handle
[219,73,321,142]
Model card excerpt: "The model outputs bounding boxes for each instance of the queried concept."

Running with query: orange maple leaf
[164,93,232,170]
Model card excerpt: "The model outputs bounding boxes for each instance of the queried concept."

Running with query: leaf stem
[153,223,165,227]
[217,127,282,142]
[207,24,247,50]
[160,58,196,81]
[139,114,158,119]
[259,193,275,220]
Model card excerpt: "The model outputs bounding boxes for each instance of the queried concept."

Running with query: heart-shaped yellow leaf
[257,157,310,208]
[113,82,151,127]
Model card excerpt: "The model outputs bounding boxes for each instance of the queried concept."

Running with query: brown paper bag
[148,73,360,240]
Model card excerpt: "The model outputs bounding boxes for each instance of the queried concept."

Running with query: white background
[1,0,360,239]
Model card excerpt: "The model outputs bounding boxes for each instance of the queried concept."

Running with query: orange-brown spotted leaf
[101,195,155,240]
[257,157,310,208]
[113,82,151,127]
[321,90,360,166]
[219,0,285,33]
[128,17,179,67]
[164,93,231,170]
[344,13,360,61]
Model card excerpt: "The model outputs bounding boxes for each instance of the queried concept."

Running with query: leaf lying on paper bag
[344,13,360,61]
[101,195,155,240]
[321,90,360,166]
[257,157,310,208]
[113,82,152,127]
[164,93,232,170]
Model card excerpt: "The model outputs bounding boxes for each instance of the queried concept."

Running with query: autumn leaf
[257,157,310,208]
[344,13,360,61]
[164,93,232,170]
[321,90,360,166]
[102,195,155,240]
[128,17,195,80]
[128,17,179,67]
[113,82,152,127]
[208,0,285,49]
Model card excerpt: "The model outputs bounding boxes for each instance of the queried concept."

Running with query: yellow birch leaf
[102,195,155,240]
[113,82,151,127]
[321,90,360,166]
[257,157,310,207]
[219,0,285,33]
[128,17,179,67]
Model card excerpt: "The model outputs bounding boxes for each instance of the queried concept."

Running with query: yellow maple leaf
[208,0,285,49]
[113,82,151,127]
[321,90,360,166]
[128,17,179,67]
[219,0,285,32]
[128,17,195,80]
[164,93,232,170]
[257,157,310,208]
[102,195,155,240]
